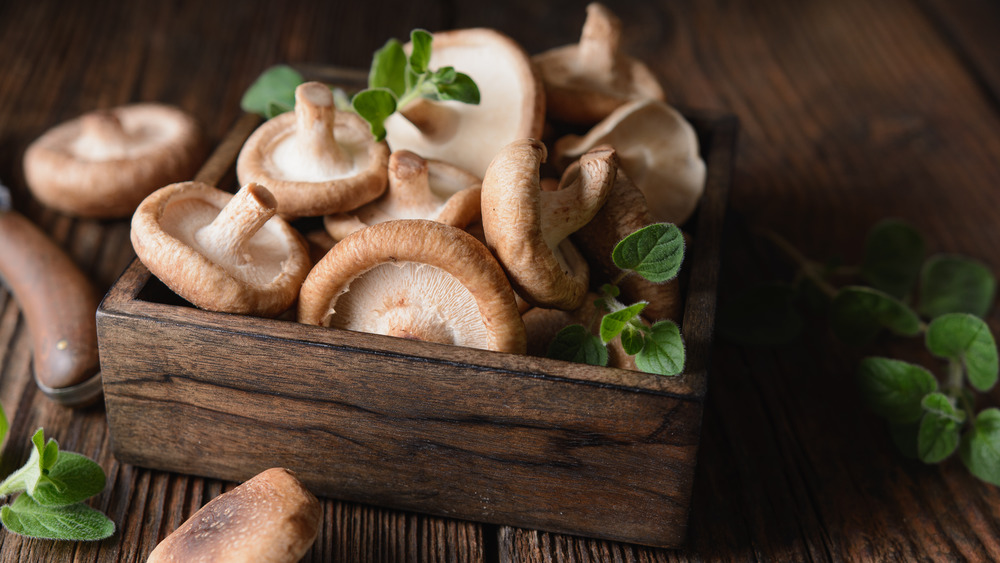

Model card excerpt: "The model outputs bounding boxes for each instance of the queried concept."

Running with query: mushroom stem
[398,98,460,143]
[294,82,352,175]
[384,150,442,215]
[540,146,617,249]
[75,111,131,160]
[195,183,277,263]
[578,3,622,78]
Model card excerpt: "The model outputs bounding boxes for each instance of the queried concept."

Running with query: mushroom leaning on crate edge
[130,181,311,317]
[323,149,482,241]
[237,81,390,218]
[298,219,526,354]
[23,103,203,218]
[481,139,617,311]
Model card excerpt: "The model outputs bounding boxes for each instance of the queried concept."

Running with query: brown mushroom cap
[554,98,706,225]
[480,139,616,311]
[532,3,665,124]
[146,468,320,563]
[131,181,310,317]
[298,219,526,354]
[383,28,545,178]
[237,81,389,218]
[323,150,482,241]
[23,103,202,218]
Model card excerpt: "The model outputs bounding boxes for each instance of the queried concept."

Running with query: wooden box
[96,80,737,547]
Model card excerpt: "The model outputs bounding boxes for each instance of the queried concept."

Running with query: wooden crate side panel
[98,312,701,547]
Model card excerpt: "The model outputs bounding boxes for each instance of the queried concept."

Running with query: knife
[0,181,103,407]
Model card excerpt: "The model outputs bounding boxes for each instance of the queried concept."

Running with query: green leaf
[960,408,1000,486]
[351,88,398,142]
[888,421,920,459]
[369,38,407,97]
[599,303,647,343]
[830,286,922,347]
[30,453,106,507]
[547,325,609,367]
[434,72,480,104]
[634,320,685,376]
[925,313,998,391]
[860,219,925,299]
[431,66,457,83]
[0,495,114,541]
[600,284,620,299]
[265,100,292,119]
[611,223,685,283]
[917,393,963,463]
[918,255,997,318]
[620,324,645,356]
[716,283,803,346]
[240,65,303,118]
[857,357,938,424]
[408,29,433,74]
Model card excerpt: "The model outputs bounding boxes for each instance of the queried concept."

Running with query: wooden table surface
[1,0,999,560]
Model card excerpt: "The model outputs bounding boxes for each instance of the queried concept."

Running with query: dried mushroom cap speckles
[23,103,202,218]
[146,468,320,563]
[383,28,545,178]
[298,219,526,354]
[533,3,665,125]
[237,81,389,218]
[130,181,310,317]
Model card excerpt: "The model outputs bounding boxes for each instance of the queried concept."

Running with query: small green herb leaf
[612,223,685,283]
[599,303,647,343]
[351,88,398,141]
[547,325,609,367]
[925,313,999,392]
[30,453,106,508]
[369,39,407,97]
[634,320,685,376]
[717,283,803,346]
[917,393,963,463]
[620,324,645,356]
[600,284,620,299]
[921,392,965,423]
[408,29,433,74]
[0,494,114,541]
[860,219,925,299]
[830,286,922,346]
[240,65,303,118]
[857,357,938,424]
[434,72,480,104]
[918,255,997,319]
[960,408,1000,486]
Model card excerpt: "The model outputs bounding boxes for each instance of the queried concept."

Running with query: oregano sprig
[719,218,1000,485]
[547,223,687,376]
[0,411,114,541]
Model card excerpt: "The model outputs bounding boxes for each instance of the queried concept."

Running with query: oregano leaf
[634,320,685,376]
[547,325,609,367]
[857,357,937,424]
[830,286,922,347]
[351,88,398,141]
[0,495,114,541]
[960,408,1000,486]
[434,72,480,104]
[920,392,965,423]
[918,255,997,319]
[30,453,106,508]
[240,65,303,118]
[918,410,961,464]
[369,38,407,97]
[612,223,685,283]
[620,324,645,356]
[408,29,433,75]
[860,219,925,299]
[599,303,647,344]
[925,313,999,392]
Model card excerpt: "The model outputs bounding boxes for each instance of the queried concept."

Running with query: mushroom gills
[266,128,368,182]
[327,261,490,348]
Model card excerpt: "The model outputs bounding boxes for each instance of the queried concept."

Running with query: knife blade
[0,181,103,407]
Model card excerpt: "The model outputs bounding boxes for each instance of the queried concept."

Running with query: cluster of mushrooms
[25,4,705,373]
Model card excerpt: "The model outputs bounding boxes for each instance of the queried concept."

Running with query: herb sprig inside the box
[547,222,687,376]
[0,404,114,541]
[719,219,1000,486]
[240,29,480,141]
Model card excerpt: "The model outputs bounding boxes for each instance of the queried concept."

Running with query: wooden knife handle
[0,210,100,391]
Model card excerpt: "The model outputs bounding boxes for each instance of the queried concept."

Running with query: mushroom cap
[237,82,389,218]
[532,3,666,124]
[298,219,526,354]
[554,98,706,225]
[481,138,616,311]
[131,181,311,317]
[146,468,320,563]
[383,28,545,178]
[23,103,202,218]
[323,150,482,241]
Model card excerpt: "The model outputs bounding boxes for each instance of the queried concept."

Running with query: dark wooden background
[1,0,999,560]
